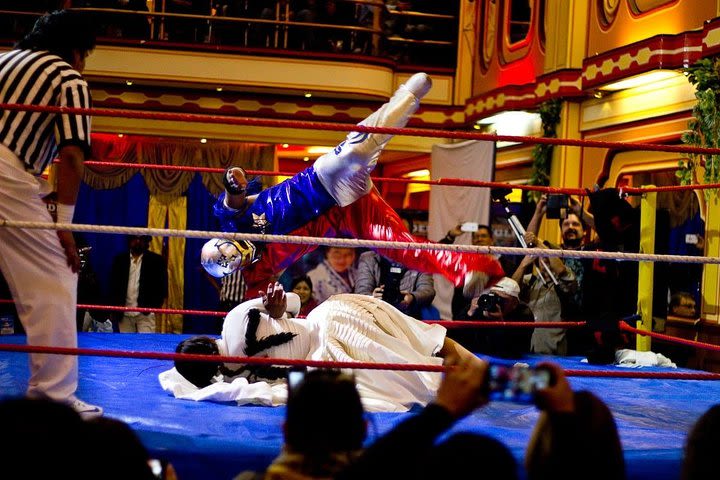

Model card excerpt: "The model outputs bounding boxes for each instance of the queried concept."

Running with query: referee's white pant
[0,144,78,402]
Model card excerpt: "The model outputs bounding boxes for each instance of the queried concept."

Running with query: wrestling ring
[1,101,720,480]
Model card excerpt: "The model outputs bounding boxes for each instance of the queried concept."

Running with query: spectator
[306,246,357,303]
[669,291,697,318]
[108,234,168,333]
[237,369,367,479]
[526,362,625,480]
[422,432,519,480]
[84,416,162,480]
[0,396,91,477]
[439,223,514,320]
[0,10,101,417]
[681,404,720,480]
[354,250,435,318]
[447,276,532,358]
[527,194,591,354]
[335,351,490,480]
[290,274,318,318]
[512,231,577,356]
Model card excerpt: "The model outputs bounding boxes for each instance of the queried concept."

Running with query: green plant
[528,99,562,199]
[679,57,720,196]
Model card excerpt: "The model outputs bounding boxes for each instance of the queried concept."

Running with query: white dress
[159,294,446,412]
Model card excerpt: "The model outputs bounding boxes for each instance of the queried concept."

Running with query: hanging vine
[678,57,720,197]
[528,98,562,199]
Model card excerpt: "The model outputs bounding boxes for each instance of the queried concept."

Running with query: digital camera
[487,363,551,403]
[382,265,404,305]
[477,292,504,312]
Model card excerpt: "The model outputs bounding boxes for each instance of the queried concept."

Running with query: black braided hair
[244,308,297,357]
[220,308,298,381]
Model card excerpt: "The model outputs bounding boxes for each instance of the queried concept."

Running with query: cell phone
[487,364,551,403]
[148,459,167,479]
[546,194,569,219]
[685,234,699,245]
[461,222,479,233]
[287,368,305,395]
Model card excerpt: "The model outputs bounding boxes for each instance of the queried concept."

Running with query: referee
[0,11,100,417]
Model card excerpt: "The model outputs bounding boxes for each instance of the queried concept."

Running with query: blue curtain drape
[74,173,221,333]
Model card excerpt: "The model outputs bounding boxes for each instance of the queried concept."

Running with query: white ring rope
[1,218,718,265]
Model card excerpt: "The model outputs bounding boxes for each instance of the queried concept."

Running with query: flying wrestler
[162,282,480,412]
[200,72,503,298]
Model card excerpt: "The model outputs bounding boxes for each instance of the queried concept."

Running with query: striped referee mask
[201,238,259,278]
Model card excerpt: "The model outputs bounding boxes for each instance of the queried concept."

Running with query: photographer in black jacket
[447,276,533,358]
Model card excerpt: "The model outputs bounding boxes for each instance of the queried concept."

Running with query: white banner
[428,140,496,319]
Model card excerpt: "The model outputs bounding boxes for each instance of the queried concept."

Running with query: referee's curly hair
[15,10,97,66]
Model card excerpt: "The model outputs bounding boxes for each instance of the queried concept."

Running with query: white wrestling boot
[315,72,433,207]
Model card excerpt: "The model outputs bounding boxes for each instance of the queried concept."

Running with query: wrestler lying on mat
[200,72,503,298]
[159,282,476,412]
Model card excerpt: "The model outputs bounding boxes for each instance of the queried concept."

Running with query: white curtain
[428,140,496,319]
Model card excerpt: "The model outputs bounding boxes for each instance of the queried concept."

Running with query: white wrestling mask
[200,238,259,278]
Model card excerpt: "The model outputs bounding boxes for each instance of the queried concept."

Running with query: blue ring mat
[0,333,712,480]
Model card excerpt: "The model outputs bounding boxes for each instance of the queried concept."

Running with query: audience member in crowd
[447,276,532,358]
[422,432,519,480]
[109,234,168,333]
[512,231,577,356]
[354,250,435,318]
[681,403,720,480]
[84,416,163,480]
[235,369,366,480]
[669,291,697,318]
[335,351,490,480]
[1,396,91,476]
[526,362,625,480]
[306,246,357,303]
[439,223,514,320]
[290,274,319,317]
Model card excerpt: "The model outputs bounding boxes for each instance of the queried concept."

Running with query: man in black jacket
[109,235,168,332]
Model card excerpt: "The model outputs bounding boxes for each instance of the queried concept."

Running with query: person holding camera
[446,276,533,358]
[512,231,577,356]
[354,251,435,318]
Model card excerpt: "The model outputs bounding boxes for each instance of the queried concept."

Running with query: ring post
[637,186,657,351]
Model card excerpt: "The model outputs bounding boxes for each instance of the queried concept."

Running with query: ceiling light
[405,169,430,178]
[117,133,124,138]
[125,80,133,86]
[282,143,289,148]
[304,93,312,98]
[200,138,207,144]
[216,87,223,92]
[473,124,481,130]
[599,70,683,92]
[303,156,310,162]
[307,146,332,154]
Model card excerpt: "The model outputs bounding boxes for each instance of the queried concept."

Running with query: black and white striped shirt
[0,49,92,175]
[221,269,246,304]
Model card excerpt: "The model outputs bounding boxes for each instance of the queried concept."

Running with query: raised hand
[260,282,287,319]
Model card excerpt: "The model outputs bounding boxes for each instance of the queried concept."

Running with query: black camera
[477,292,504,312]
[382,264,404,305]
[546,194,569,219]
